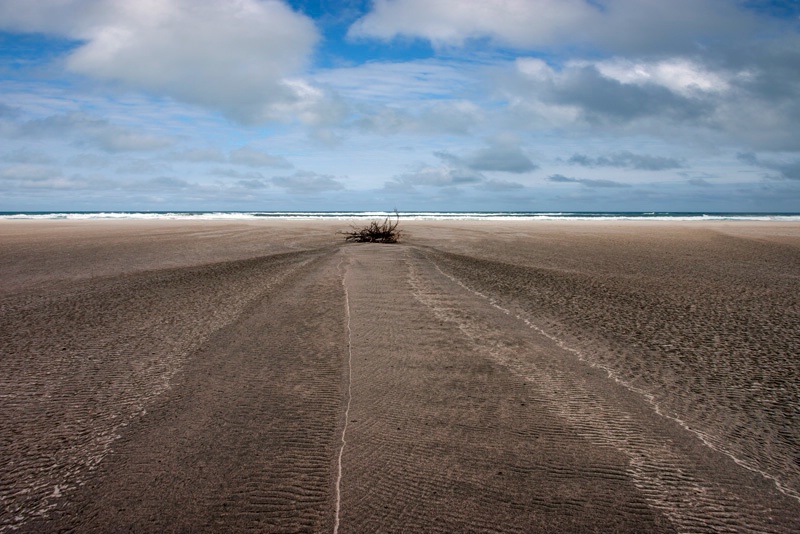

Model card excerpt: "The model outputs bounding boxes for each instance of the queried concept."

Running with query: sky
[1,0,799,212]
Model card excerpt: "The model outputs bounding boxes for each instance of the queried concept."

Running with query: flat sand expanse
[1,220,799,532]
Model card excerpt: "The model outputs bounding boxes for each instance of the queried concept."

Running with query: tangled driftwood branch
[341,210,402,243]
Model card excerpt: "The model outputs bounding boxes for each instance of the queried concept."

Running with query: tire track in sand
[337,244,673,533]
[1,248,346,532]
[414,247,800,533]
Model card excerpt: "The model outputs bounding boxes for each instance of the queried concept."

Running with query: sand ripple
[2,221,798,532]
[0,250,325,531]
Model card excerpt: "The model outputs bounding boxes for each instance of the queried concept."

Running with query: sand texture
[1,220,799,532]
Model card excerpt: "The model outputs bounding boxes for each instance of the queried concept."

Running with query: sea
[2,211,800,221]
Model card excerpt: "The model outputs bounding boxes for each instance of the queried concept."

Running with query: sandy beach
[1,219,799,532]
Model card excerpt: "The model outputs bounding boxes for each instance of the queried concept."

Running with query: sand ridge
[1,220,799,532]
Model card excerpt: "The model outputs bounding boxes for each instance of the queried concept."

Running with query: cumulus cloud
[504,43,800,150]
[548,174,629,188]
[349,0,588,48]
[568,151,686,171]
[0,0,321,123]
[349,0,755,54]
[272,171,345,193]
[588,58,732,96]
[2,0,797,210]
[547,64,714,123]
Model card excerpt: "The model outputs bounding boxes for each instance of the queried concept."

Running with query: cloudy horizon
[1,0,799,212]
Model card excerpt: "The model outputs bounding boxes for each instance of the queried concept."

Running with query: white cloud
[349,0,595,48]
[515,57,734,97]
[2,0,797,210]
[0,0,321,123]
[506,49,800,151]
[588,58,732,96]
[349,0,754,54]
[510,58,716,126]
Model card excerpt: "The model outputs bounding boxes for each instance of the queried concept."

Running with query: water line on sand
[334,251,353,534]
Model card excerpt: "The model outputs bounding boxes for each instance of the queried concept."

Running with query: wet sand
[1,220,799,532]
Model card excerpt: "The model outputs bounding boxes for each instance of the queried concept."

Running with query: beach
[1,219,799,532]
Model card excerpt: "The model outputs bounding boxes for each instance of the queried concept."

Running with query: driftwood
[341,211,402,243]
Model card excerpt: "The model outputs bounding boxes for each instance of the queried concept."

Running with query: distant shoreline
[2,210,800,221]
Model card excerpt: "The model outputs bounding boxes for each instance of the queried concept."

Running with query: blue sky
[1,0,799,212]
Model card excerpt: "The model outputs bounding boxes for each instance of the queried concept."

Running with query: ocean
[2,211,800,221]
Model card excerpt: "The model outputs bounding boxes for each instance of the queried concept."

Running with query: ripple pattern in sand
[337,245,673,532]
[412,247,800,533]
[429,243,800,499]
[0,250,325,531]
